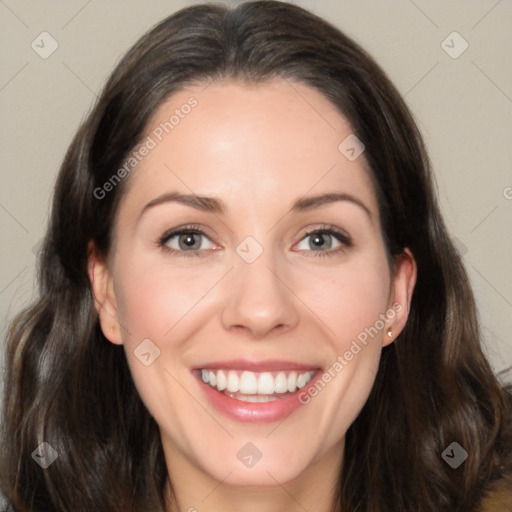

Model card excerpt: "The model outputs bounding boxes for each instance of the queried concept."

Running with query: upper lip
[192,359,321,372]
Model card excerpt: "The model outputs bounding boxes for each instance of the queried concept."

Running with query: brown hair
[1,1,511,511]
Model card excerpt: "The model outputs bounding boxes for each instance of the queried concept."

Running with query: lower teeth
[223,390,289,402]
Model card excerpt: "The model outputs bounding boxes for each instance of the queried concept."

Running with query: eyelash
[156,223,352,259]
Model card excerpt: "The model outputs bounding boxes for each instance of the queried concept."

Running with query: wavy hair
[1,1,511,511]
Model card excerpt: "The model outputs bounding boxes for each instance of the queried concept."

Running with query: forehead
[117,78,378,224]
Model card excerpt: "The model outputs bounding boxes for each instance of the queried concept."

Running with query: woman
[1,1,511,511]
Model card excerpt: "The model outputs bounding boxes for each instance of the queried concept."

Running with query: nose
[221,249,300,339]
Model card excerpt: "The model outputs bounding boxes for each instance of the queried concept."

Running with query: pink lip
[192,367,323,423]
[192,359,319,372]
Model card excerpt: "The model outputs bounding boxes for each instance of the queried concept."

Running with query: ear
[87,241,123,345]
[383,247,417,347]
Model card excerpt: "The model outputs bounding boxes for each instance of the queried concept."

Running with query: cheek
[110,255,211,434]
[113,253,222,344]
[296,249,391,346]
[299,258,390,444]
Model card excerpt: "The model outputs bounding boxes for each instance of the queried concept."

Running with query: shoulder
[478,472,512,512]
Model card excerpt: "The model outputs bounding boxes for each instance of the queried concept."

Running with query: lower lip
[193,370,322,423]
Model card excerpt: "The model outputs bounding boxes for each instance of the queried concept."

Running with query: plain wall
[1,0,511,407]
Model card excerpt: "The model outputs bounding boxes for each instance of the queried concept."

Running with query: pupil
[181,233,198,249]
[311,233,330,250]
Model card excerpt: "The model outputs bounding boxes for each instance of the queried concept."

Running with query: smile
[199,369,316,402]
[192,362,322,423]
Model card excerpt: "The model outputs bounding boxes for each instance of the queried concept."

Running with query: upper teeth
[200,369,315,395]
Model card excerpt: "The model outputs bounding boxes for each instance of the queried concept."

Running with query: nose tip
[229,317,288,340]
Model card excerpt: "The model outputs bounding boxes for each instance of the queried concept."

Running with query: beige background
[1,0,511,397]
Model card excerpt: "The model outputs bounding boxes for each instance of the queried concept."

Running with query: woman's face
[91,79,416,490]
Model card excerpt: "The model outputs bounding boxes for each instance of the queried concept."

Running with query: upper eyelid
[159,225,214,244]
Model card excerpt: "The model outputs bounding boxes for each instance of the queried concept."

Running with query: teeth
[297,373,306,389]
[287,372,297,392]
[257,372,274,394]
[224,392,281,403]
[227,370,239,392]
[216,370,227,391]
[200,369,316,395]
[275,372,288,393]
[239,371,258,394]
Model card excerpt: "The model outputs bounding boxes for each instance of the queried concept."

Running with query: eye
[157,224,216,257]
[157,223,352,259]
[295,226,352,258]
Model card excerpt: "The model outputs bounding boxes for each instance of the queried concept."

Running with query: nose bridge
[221,237,299,338]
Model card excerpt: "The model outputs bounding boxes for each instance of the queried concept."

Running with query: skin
[90,79,417,512]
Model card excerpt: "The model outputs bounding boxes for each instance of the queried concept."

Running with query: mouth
[197,368,316,402]
[191,361,322,423]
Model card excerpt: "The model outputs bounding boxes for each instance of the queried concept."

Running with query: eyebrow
[138,191,372,221]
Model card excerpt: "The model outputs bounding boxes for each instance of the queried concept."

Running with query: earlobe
[383,248,417,346]
[87,243,123,345]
